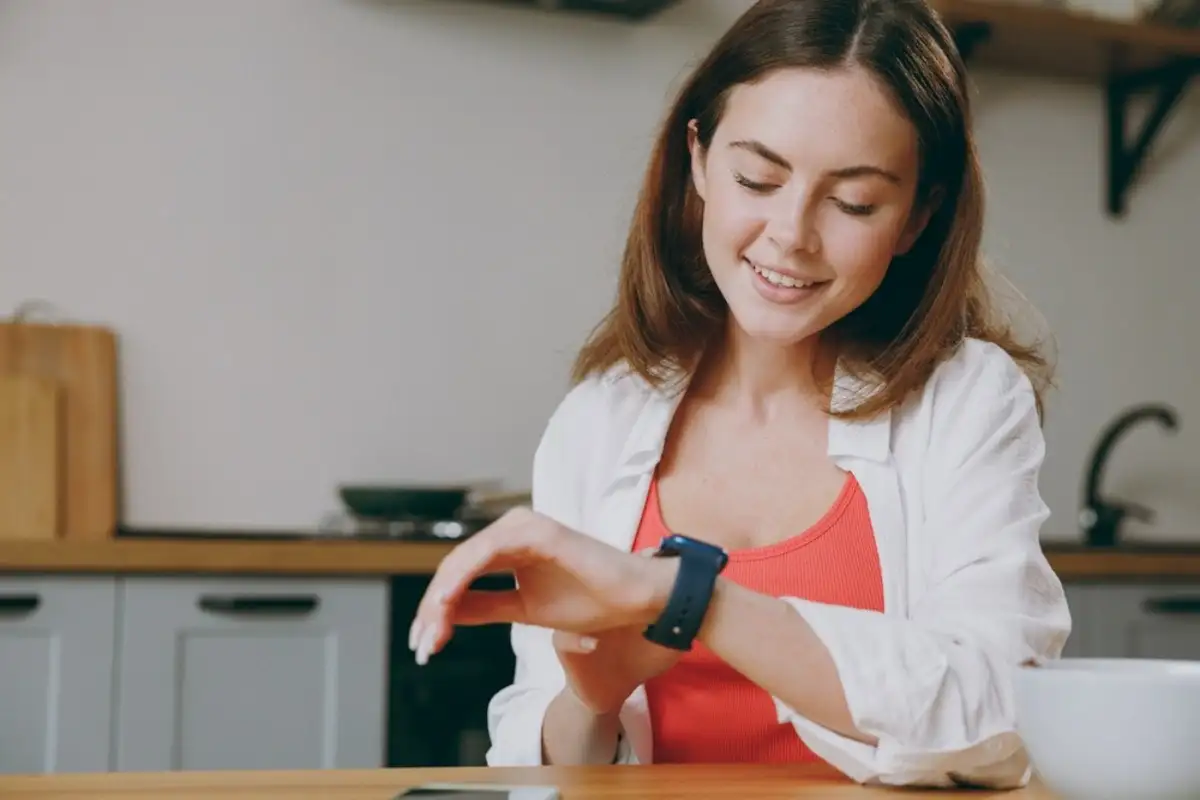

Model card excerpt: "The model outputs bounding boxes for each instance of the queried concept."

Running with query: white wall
[0,0,1196,541]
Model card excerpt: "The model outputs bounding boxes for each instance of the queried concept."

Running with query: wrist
[695,575,728,645]
[637,555,680,627]
[638,535,729,651]
[561,682,624,719]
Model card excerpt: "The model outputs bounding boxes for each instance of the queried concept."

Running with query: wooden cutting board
[0,320,118,540]
[0,374,60,539]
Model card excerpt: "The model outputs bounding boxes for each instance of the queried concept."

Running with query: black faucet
[1081,403,1180,547]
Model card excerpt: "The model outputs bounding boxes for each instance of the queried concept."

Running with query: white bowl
[1013,658,1200,800]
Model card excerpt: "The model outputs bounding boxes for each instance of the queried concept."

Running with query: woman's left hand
[408,507,676,665]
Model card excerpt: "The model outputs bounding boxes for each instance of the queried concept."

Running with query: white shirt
[484,338,1072,788]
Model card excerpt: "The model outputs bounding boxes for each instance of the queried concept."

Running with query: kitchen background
[0,0,1198,778]
[0,0,1196,540]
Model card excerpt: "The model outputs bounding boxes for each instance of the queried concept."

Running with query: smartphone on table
[395,783,559,800]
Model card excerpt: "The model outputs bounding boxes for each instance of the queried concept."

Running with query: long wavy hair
[572,0,1053,420]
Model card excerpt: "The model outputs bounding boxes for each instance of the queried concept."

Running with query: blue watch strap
[642,534,728,651]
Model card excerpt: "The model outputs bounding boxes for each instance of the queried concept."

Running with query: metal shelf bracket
[952,19,1197,218]
[952,21,993,61]
[1105,56,1199,217]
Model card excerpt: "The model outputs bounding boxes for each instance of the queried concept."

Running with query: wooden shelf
[933,0,1200,80]
[931,0,1200,215]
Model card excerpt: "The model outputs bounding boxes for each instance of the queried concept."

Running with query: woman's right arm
[541,672,621,764]
[486,621,624,765]
[484,378,628,767]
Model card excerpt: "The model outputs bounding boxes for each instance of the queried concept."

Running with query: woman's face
[690,66,931,346]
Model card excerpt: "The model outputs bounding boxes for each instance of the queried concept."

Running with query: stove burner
[318,512,488,541]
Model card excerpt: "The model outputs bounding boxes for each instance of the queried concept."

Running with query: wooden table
[0,765,1059,798]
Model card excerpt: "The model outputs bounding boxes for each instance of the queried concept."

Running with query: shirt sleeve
[772,345,1072,787]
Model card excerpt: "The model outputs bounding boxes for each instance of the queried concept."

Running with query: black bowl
[338,485,471,521]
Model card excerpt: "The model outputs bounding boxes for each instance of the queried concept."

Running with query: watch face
[659,534,690,556]
[662,534,726,560]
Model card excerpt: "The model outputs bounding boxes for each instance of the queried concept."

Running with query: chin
[728,310,820,346]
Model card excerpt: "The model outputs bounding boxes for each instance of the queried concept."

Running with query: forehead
[714,66,919,174]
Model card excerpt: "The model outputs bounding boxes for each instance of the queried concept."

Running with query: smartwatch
[642,534,729,651]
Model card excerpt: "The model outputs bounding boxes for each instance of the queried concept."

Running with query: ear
[687,119,708,201]
[895,187,943,255]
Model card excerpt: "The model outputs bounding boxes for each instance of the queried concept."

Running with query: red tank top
[630,472,884,764]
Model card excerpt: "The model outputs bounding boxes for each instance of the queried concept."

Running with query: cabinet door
[1060,583,1091,657]
[0,576,116,774]
[1065,582,1200,660]
[115,577,387,772]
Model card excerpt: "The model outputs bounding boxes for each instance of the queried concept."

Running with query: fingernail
[415,623,438,666]
[578,636,598,652]
[408,620,422,652]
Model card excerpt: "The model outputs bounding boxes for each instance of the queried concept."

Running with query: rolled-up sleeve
[486,622,564,766]
[773,347,1072,787]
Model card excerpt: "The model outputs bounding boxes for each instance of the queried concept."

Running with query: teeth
[751,262,815,289]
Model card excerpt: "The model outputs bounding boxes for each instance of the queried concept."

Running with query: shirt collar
[827,362,892,462]
[611,360,892,485]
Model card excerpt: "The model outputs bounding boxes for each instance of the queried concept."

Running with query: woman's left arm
[644,348,1071,788]
[691,576,872,742]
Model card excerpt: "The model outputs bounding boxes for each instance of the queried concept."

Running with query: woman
[410,0,1070,788]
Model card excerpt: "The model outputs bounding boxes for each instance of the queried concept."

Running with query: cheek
[701,184,762,260]
[823,218,904,289]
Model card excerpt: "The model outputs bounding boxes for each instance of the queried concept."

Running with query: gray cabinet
[1065,582,1200,660]
[1061,584,1090,658]
[114,577,388,772]
[0,577,117,774]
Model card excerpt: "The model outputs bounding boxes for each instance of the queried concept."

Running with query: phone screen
[400,792,509,799]
[397,786,558,800]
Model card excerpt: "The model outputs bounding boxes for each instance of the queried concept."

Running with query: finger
[414,521,518,625]
[451,589,527,627]
[553,630,599,654]
[411,616,443,667]
[411,514,541,663]
[422,513,535,612]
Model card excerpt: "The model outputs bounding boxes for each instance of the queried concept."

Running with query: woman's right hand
[553,625,680,715]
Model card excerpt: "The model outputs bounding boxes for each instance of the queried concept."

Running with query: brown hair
[571,0,1053,419]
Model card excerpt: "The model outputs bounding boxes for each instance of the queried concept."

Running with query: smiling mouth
[747,260,828,290]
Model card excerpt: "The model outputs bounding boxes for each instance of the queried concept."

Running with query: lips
[743,259,829,306]
[749,262,820,289]
[746,260,829,288]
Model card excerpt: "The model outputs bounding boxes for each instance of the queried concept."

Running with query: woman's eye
[733,173,776,193]
[833,198,877,216]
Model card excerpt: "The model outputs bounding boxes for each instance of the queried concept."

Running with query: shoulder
[533,362,663,477]
[917,337,1038,423]
[890,338,1043,476]
[532,363,664,528]
[541,363,664,448]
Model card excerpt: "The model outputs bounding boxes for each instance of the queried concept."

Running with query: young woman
[410,0,1071,788]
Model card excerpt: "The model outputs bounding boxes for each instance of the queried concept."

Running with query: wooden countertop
[1,537,1200,580]
[0,538,452,576]
[1044,545,1200,581]
[0,764,1061,798]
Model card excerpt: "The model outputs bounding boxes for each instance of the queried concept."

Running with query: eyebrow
[728,139,902,184]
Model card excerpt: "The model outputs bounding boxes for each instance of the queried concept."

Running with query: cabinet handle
[197,594,320,616]
[0,594,40,616]
[1142,596,1200,616]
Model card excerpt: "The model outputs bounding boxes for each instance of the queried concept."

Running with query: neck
[693,322,833,419]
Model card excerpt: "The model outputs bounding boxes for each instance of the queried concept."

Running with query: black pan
[338,484,472,521]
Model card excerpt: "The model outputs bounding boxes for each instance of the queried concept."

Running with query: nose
[766,192,820,257]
